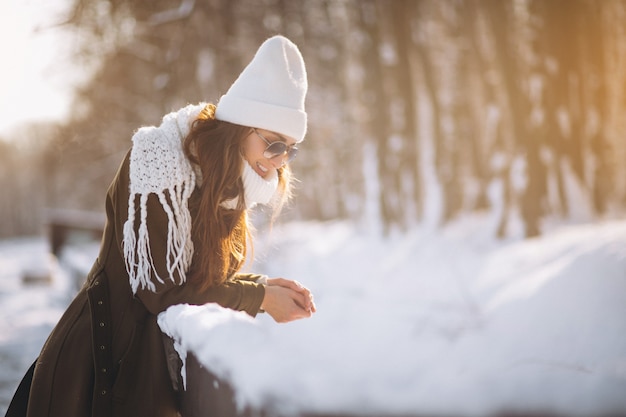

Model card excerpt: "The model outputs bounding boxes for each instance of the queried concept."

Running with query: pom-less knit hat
[215,35,308,142]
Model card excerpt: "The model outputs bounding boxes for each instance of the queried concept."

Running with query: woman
[7,35,316,417]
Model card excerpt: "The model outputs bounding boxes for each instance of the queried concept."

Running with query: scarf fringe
[123,103,204,294]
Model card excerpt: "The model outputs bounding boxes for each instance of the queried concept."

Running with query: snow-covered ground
[0,238,68,415]
[0,238,97,415]
[2,216,626,416]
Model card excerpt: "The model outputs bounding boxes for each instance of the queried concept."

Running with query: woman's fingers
[261,284,315,323]
[266,277,316,312]
[267,277,303,291]
[294,289,316,313]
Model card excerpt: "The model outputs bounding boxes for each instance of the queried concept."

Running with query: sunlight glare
[0,2,72,137]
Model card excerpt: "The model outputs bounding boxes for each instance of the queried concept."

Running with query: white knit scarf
[221,159,279,210]
[123,103,278,294]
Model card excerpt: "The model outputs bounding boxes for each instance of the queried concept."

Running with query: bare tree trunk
[390,0,422,222]
[356,1,401,233]
[414,4,445,228]
[485,0,542,237]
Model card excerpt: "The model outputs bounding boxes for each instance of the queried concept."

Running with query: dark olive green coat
[25,151,265,417]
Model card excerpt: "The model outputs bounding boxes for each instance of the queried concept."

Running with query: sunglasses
[254,128,299,163]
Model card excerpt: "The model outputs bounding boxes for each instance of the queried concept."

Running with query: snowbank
[2,218,625,416]
[0,238,73,414]
[159,219,626,416]
[0,237,98,414]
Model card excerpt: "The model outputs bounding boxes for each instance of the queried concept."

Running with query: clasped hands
[260,278,316,323]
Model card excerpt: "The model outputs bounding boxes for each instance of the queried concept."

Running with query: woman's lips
[256,161,269,177]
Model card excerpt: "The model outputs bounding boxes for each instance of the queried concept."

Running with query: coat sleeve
[111,151,265,317]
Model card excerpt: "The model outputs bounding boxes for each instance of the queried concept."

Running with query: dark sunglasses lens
[286,147,298,162]
[264,142,298,162]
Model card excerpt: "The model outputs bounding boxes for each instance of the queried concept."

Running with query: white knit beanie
[215,35,308,142]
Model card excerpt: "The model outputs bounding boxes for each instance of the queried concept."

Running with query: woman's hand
[260,278,316,323]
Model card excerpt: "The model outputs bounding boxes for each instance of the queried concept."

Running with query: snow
[0,238,69,414]
[2,217,626,416]
[160,217,626,416]
[0,238,97,415]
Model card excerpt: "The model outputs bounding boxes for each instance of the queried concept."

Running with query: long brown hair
[183,104,293,289]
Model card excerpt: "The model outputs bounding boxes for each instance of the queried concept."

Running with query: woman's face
[242,128,297,179]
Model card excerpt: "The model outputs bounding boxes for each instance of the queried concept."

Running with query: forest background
[1,0,625,239]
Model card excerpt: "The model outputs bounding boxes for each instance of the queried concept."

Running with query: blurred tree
[0,124,58,237]
[359,1,401,232]
[10,0,622,240]
[390,0,422,225]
